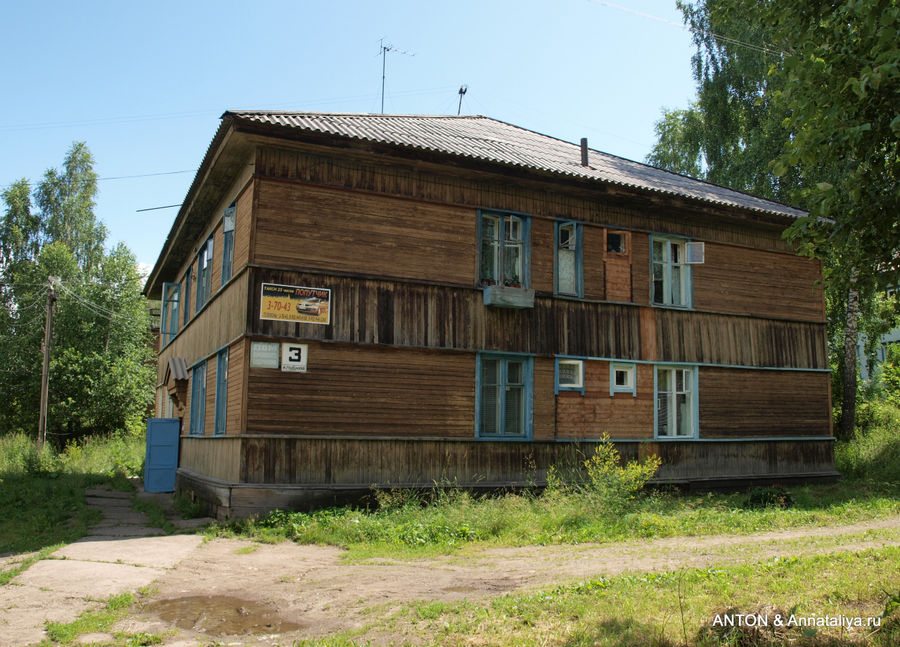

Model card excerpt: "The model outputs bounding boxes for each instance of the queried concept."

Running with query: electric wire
[589,1,784,57]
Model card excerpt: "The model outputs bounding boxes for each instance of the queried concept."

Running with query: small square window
[610,363,636,396]
[607,232,626,254]
[557,359,584,390]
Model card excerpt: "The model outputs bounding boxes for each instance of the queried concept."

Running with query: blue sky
[0,0,697,270]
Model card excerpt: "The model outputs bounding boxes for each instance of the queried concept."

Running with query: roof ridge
[226,110,487,120]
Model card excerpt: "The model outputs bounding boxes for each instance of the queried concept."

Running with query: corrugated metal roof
[167,357,188,382]
[227,111,805,219]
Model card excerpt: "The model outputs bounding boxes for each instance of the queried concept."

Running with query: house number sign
[281,343,308,373]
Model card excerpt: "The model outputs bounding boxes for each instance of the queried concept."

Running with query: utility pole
[38,277,58,447]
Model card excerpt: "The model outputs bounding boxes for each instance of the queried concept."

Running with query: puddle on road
[142,595,303,635]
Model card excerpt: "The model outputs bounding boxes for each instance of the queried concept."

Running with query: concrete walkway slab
[13,559,166,598]
[0,586,89,647]
[55,535,204,569]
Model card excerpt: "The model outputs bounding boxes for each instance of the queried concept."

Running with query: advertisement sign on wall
[260,283,331,325]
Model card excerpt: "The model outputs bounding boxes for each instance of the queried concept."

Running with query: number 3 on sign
[280,343,308,373]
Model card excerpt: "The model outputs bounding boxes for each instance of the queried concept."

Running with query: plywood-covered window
[189,360,206,436]
[195,236,214,311]
[555,221,582,297]
[478,354,533,439]
[160,282,180,346]
[221,202,235,286]
[652,236,691,307]
[480,212,528,288]
[214,349,228,436]
[655,366,696,438]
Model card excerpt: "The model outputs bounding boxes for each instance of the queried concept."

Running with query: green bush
[578,436,662,512]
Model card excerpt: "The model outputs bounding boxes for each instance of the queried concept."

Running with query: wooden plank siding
[631,232,650,305]
[180,437,241,482]
[246,269,825,369]
[655,309,827,369]
[226,339,244,435]
[254,179,476,286]
[582,226,606,300]
[204,354,217,436]
[693,243,826,322]
[698,368,831,437]
[531,218,554,294]
[157,272,249,385]
[557,362,654,440]
[232,182,253,276]
[245,343,475,437]
[254,144,795,253]
[232,435,836,487]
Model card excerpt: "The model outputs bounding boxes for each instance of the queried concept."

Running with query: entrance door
[144,418,181,492]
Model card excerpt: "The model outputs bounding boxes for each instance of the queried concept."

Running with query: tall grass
[0,431,145,477]
[836,400,900,483]
[0,431,146,555]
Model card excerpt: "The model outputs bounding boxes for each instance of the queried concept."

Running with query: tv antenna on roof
[379,39,415,114]
[457,85,468,115]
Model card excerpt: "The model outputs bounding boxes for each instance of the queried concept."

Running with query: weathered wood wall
[693,243,825,322]
[254,179,476,286]
[245,343,475,437]
[698,368,831,437]
[246,269,825,368]
[232,435,836,486]
[226,339,244,436]
[254,144,795,253]
[180,436,241,482]
[557,362,654,440]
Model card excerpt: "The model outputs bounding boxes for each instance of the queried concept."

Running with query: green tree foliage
[0,143,153,443]
[649,1,899,437]
[645,1,802,203]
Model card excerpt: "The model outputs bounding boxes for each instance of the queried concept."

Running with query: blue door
[144,418,181,492]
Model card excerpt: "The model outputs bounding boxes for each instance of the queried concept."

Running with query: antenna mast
[379,39,415,114]
[457,85,468,115]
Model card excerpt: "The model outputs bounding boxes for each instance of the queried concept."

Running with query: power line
[590,0,784,57]
[98,169,197,181]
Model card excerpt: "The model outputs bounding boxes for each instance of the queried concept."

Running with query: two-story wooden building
[144,112,837,517]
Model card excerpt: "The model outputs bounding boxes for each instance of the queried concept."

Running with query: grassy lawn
[294,548,900,647]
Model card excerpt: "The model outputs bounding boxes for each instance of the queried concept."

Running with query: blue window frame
[651,235,692,308]
[160,282,180,346]
[221,202,235,286]
[214,348,228,436]
[182,266,192,326]
[555,221,583,297]
[479,211,530,288]
[476,353,533,439]
[610,362,637,397]
[195,236,213,311]
[654,365,698,438]
[189,360,206,436]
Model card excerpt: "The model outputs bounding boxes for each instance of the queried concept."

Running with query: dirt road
[109,516,900,646]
